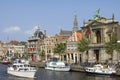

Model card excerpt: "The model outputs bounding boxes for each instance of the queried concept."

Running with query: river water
[0,64,120,80]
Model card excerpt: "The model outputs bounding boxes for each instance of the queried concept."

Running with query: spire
[44,30,46,36]
[112,13,114,21]
[83,20,86,26]
[73,12,78,33]
[37,25,40,31]
[74,13,78,27]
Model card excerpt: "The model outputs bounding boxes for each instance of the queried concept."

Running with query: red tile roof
[67,32,82,42]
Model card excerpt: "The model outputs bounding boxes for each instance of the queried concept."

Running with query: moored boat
[7,59,37,78]
[45,61,70,71]
[1,58,11,65]
[85,64,116,75]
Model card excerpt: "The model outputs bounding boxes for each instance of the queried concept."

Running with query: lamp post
[43,41,47,62]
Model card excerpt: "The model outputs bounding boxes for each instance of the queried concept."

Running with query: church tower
[72,14,78,33]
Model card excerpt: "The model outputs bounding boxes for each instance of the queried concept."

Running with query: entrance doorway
[75,54,77,63]
[79,54,82,63]
[94,50,99,62]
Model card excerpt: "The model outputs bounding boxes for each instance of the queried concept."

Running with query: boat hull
[7,70,36,78]
[45,66,70,71]
[1,61,11,65]
[85,70,114,75]
[85,67,116,75]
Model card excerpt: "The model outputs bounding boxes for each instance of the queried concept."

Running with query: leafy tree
[116,43,120,53]
[40,50,45,56]
[14,52,19,58]
[6,50,9,57]
[104,33,117,62]
[77,38,89,52]
[77,38,89,62]
[53,43,66,60]
[38,49,45,61]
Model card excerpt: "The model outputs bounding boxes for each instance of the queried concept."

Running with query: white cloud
[3,26,21,33]
[25,26,39,35]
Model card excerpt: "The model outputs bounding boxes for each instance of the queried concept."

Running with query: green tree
[77,38,89,62]
[104,33,117,63]
[53,43,66,60]
[40,50,45,61]
[6,50,9,57]
[14,52,19,58]
[116,43,120,62]
[116,43,120,53]
[38,49,45,61]
[40,50,45,56]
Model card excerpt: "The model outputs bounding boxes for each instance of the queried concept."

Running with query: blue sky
[0,0,120,42]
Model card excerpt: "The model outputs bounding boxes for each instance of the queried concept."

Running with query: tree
[77,38,89,63]
[40,50,45,59]
[14,52,19,58]
[40,50,45,56]
[116,43,120,53]
[104,33,117,63]
[77,38,89,52]
[116,43,120,62]
[53,43,66,60]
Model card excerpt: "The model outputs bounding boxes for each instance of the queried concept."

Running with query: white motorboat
[85,64,116,75]
[45,61,70,71]
[7,59,37,78]
[1,58,11,65]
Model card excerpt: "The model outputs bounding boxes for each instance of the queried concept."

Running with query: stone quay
[30,61,120,76]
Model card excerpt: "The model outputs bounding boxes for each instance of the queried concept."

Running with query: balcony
[89,43,104,48]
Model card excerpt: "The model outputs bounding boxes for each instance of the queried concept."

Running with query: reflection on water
[8,75,35,80]
[0,63,120,80]
[35,68,120,80]
[86,74,119,80]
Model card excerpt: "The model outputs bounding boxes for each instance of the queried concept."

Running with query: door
[94,50,99,63]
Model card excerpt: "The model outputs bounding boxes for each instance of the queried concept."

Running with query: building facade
[1,41,26,59]
[41,36,58,61]
[66,31,82,63]
[0,41,3,59]
[28,27,45,61]
[81,13,120,63]
[63,14,82,64]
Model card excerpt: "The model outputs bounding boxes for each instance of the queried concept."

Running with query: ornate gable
[84,19,107,28]
[91,21,104,26]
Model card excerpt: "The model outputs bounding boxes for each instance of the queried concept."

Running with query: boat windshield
[51,62,57,65]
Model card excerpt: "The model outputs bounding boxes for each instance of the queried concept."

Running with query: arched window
[96,30,101,43]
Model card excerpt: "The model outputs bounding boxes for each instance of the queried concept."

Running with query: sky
[0,0,120,42]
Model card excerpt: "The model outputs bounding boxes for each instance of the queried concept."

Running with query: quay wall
[30,61,45,68]
[30,61,120,76]
[30,61,86,72]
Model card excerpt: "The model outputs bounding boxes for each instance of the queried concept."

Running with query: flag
[85,27,91,35]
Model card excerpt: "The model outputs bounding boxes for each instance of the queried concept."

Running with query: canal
[0,63,120,80]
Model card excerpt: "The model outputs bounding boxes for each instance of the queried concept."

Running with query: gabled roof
[56,35,69,41]
[67,31,82,42]
[59,29,72,36]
